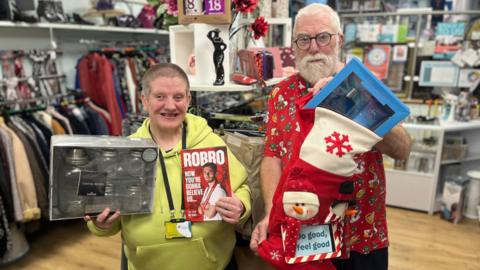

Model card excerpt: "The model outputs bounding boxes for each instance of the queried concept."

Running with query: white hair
[293,4,343,37]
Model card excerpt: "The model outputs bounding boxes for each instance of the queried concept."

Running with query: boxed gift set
[304,57,410,136]
[49,135,158,220]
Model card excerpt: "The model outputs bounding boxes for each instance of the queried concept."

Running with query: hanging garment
[13,55,34,99]
[77,53,122,135]
[6,119,48,218]
[0,195,12,258]
[59,105,91,134]
[47,106,74,134]
[50,118,66,134]
[9,117,48,173]
[126,57,141,113]
[33,111,53,132]
[0,119,40,222]
[0,147,14,223]
[29,52,51,97]
[86,100,112,134]
[124,59,137,114]
[0,128,23,223]
[110,56,132,114]
[82,106,109,135]
[44,51,62,95]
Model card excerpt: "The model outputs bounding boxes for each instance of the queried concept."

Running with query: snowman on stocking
[258,96,382,270]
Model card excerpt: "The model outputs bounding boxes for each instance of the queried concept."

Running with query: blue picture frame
[304,58,410,137]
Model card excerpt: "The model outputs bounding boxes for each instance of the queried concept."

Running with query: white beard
[296,48,339,85]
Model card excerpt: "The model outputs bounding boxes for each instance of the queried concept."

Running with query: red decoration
[250,16,269,40]
[324,131,353,157]
[233,0,258,14]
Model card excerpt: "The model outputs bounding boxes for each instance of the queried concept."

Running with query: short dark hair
[141,63,190,96]
[202,162,217,173]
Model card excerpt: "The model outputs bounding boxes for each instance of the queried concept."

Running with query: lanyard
[150,124,187,220]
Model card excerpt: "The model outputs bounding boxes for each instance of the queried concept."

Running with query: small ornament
[207,28,226,86]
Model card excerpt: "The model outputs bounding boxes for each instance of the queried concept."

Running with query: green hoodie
[87,114,251,270]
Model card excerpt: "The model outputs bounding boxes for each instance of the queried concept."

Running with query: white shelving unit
[0,21,169,35]
[0,20,169,88]
[386,121,480,214]
[190,77,285,92]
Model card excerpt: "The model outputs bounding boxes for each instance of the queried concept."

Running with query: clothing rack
[0,92,69,107]
[0,50,63,60]
[79,38,163,51]
[0,74,66,86]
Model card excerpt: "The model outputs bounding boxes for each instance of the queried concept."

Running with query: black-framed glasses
[294,32,337,50]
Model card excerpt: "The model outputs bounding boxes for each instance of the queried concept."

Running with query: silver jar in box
[99,149,125,177]
[127,150,146,177]
[123,184,144,212]
[59,148,92,215]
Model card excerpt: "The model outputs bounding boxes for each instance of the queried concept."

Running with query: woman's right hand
[84,208,121,230]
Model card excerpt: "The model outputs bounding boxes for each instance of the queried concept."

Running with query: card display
[434,22,465,60]
[419,61,459,87]
[364,45,391,80]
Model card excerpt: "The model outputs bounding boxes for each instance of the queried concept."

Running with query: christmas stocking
[258,96,382,270]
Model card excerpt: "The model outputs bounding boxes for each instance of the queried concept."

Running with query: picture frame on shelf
[392,45,408,63]
[304,57,410,137]
[457,69,480,88]
[177,0,232,25]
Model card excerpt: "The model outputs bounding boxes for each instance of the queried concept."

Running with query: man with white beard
[250,3,411,270]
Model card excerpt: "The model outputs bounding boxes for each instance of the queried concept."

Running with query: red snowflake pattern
[324,131,353,157]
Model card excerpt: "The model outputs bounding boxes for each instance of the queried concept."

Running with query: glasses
[294,32,337,51]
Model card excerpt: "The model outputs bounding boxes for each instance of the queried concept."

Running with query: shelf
[411,146,438,154]
[190,77,285,92]
[441,120,480,132]
[0,21,169,35]
[441,153,480,165]
[403,123,443,131]
[356,41,409,45]
[385,168,434,178]
[403,120,480,132]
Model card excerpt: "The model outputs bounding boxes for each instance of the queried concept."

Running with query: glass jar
[123,184,143,212]
[127,150,145,177]
[99,149,122,177]
[59,148,91,215]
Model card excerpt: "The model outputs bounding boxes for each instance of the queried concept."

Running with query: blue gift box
[304,58,410,137]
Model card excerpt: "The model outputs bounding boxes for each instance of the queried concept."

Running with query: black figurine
[207,29,227,86]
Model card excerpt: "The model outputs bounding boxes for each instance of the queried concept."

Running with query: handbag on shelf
[37,0,65,22]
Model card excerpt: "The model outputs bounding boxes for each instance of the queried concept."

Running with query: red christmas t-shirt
[264,73,389,255]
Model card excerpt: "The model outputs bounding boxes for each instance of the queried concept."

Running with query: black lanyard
[150,124,187,220]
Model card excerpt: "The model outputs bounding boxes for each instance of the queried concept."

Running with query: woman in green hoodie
[84,63,251,270]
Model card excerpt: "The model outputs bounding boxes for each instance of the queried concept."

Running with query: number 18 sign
[205,0,225,14]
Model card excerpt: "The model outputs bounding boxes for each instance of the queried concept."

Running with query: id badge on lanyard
[151,124,192,239]
[165,218,192,239]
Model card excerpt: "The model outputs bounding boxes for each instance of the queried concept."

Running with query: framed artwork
[392,45,408,63]
[178,0,232,25]
[458,69,480,88]
[364,45,391,80]
[304,58,410,137]
[419,61,459,87]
